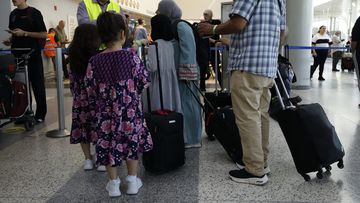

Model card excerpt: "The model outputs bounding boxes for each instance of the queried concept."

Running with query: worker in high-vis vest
[44,28,59,71]
[77,0,122,50]
[77,0,122,25]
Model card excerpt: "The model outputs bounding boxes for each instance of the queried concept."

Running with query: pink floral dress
[69,71,98,144]
[84,50,153,166]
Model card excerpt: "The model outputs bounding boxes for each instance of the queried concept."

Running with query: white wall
[120,0,161,16]
[176,0,230,21]
[0,0,12,49]
[26,0,81,40]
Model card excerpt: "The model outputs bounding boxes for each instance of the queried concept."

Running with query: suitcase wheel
[337,159,344,169]
[301,174,311,181]
[24,118,35,131]
[325,165,332,172]
[316,170,323,179]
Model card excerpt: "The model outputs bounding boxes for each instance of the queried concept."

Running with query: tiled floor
[0,61,359,203]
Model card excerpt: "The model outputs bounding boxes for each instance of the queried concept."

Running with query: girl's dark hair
[68,24,100,76]
[151,14,174,41]
[97,12,126,45]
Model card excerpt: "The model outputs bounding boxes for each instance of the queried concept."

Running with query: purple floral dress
[84,50,153,167]
[69,71,97,144]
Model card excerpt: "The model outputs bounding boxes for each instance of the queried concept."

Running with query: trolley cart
[0,49,36,131]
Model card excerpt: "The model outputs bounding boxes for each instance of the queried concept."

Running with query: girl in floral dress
[85,12,153,197]
[68,24,105,171]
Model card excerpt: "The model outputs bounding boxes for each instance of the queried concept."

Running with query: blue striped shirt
[228,0,286,78]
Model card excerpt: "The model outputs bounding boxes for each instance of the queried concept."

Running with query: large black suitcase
[274,70,345,181]
[188,83,241,164]
[143,110,185,174]
[141,43,185,174]
[341,53,354,71]
[212,107,242,164]
[204,44,232,140]
[204,92,231,139]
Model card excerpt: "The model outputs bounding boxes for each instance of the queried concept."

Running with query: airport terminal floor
[0,61,360,202]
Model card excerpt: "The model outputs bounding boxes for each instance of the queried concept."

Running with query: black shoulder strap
[172,19,193,41]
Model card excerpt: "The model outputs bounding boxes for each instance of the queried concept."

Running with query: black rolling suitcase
[212,107,242,164]
[140,43,185,174]
[204,44,232,140]
[274,70,345,181]
[188,82,242,164]
[341,52,354,71]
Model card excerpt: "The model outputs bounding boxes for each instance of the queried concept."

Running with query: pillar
[286,0,313,89]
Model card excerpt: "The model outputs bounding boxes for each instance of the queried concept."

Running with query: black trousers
[62,54,69,79]
[311,50,328,78]
[28,53,47,120]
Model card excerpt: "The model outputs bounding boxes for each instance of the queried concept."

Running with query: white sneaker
[97,165,106,172]
[83,159,94,170]
[106,178,121,197]
[126,176,143,195]
[92,153,106,172]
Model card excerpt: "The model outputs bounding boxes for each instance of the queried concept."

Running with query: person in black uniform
[2,0,47,123]
[203,9,222,89]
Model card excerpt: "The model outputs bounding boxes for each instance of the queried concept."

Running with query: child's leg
[126,160,138,175]
[126,160,142,195]
[81,143,93,170]
[106,165,121,197]
[106,165,118,180]
[80,143,91,160]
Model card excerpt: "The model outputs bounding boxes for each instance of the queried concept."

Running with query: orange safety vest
[44,33,57,57]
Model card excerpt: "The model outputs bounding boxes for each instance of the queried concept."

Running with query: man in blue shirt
[198,0,286,185]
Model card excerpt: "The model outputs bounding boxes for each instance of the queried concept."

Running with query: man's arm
[77,1,95,25]
[351,17,360,53]
[198,15,247,37]
[351,41,357,53]
[12,8,47,39]
[280,30,286,46]
[11,29,47,39]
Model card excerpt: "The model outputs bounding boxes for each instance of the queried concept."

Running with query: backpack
[0,74,12,119]
[0,54,17,78]
[10,81,28,117]
[172,20,209,69]
[26,7,46,49]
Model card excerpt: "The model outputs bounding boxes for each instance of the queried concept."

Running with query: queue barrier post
[46,48,70,138]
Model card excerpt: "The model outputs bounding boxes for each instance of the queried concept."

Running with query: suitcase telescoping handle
[152,42,165,110]
[185,81,215,111]
[214,43,220,95]
[142,42,165,112]
[273,69,294,110]
[213,43,231,96]
[138,45,152,112]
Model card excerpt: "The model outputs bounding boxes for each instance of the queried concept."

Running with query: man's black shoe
[229,169,268,185]
[35,118,44,124]
[332,69,340,72]
[318,77,325,81]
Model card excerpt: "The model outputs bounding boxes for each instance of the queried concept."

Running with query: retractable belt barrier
[284,45,350,59]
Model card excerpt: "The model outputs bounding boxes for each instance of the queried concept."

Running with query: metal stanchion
[46,48,70,138]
